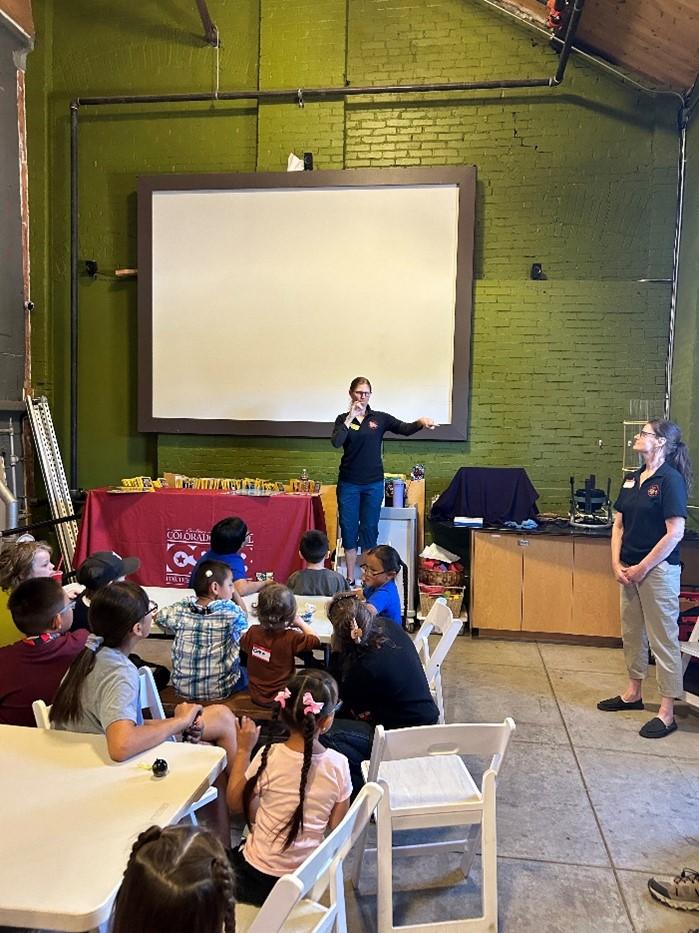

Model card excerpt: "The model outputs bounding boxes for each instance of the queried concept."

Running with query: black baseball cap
[77,551,141,591]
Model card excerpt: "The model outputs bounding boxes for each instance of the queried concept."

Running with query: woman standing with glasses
[331,376,436,583]
[598,420,693,738]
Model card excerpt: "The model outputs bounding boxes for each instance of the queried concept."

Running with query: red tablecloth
[75,489,326,587]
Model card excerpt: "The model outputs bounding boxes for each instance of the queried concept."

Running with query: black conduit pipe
[553,0,586,86]
[69,101,78,490]
[67,34,588,488]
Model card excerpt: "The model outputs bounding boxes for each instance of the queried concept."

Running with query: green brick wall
[27,0,685,513]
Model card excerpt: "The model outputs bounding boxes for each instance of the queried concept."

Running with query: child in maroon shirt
[240,584,320,707]
[0,578,88,727]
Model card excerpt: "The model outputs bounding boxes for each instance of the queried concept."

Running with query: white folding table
[145,585,333,644]
[0,725,225,932]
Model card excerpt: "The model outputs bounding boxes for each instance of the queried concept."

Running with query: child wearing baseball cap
[72,551,141,632]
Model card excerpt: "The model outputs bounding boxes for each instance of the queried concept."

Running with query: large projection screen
[138,167,475,440]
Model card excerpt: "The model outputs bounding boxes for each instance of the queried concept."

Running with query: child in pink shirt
[227,670,351,906]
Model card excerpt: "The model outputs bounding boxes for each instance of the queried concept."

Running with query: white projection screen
[138,167,475,440]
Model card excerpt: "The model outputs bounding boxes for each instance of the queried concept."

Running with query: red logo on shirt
[647,484,660,498]
[368,420,378,430]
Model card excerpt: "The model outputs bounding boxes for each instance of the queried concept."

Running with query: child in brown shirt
[240,584,320,707]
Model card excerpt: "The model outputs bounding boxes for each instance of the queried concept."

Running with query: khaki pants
[620,560,683,699]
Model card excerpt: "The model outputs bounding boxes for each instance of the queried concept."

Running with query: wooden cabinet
[469,533,522,632]
[471,531,621,640]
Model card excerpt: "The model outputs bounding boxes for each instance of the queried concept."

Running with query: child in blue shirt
[189,517,266,599]
[361,545,407,628]
[158,560,248,701]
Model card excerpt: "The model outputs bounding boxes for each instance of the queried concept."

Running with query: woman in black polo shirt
[331,376,435,582]
[598,420,693,738]
[320,593,439,793]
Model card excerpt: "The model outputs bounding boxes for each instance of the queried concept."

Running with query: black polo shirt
[331,407,422,484]
[614,462,687,566]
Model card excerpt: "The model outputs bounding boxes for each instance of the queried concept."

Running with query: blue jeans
[337,480,384,552]
[319,718,375,797]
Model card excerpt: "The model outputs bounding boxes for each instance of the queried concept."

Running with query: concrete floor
[140,634,699,933]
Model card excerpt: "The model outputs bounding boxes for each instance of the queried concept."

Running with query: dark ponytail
[368,544,408,627]
[649,419,694,493]
[50,581,149,726]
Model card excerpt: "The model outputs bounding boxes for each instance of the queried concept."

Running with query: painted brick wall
[27,0,684,513]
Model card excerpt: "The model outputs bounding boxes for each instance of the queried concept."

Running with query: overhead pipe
[553,0,586,86]
[65,29,591,488]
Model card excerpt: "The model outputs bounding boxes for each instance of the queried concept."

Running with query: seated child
[189,516,265,599]
[157,560,248,701]
[112,824,236,933]
[361,544,407,627]
[72,550,141,632]
[0,538,57,647]
[227,670,351,906]
[287,530,351,597]
[51,581,240,842]
[240,583,320,707]
[72,549,169,690]
[0,578,88,726]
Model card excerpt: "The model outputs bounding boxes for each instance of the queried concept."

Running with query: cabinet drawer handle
[518,539,529,547]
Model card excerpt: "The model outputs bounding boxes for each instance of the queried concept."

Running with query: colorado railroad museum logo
[165,527,254,586]
[646,484,660,498]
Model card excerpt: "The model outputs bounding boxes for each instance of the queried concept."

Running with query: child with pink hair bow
[226,671,351,906]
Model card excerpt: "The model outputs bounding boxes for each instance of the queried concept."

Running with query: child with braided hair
[111,824,236,933]
[226,670,351,906]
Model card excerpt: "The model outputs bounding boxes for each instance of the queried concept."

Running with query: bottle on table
[300,468,310,493]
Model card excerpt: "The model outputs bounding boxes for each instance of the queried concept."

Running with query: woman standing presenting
[331,377,435,583]
[598,420,693,738]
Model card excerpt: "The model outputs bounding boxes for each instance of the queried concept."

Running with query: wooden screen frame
[138,166,476,440]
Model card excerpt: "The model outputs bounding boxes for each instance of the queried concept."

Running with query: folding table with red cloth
[74,488,326,587]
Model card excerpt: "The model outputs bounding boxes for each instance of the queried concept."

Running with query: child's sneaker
[648,868,699,911]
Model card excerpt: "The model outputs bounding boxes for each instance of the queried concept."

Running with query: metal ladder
[25,396,79,571]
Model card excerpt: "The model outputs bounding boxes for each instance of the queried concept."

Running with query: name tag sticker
[623,480,635,488]
[251,644,271,663]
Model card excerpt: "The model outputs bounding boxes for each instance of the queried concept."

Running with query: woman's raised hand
[418,417,438,429]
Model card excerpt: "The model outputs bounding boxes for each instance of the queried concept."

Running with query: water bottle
[300,468,310,493]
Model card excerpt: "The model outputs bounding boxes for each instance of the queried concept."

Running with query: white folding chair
[137,666,218,819]
[31,698,51,728]
[236,781,383,933]
[412,598,462,723]
[354,720,515,933]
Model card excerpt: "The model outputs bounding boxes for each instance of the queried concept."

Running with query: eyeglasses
[353,390,371,397]
[59,599,77,615]
[362,566,386,577]
[637,430,658,438]
[147,600,159,615]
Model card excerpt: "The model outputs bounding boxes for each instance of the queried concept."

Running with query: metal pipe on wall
[664,107,689,419]
[64,13,586,488]
[70,101,78,490]
[553,0,586,86]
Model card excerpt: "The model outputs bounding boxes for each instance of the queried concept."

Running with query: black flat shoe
[597,695,644,712]
[639,716,677,739]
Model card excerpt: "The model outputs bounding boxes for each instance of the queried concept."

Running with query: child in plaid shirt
[157,560,248,701]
